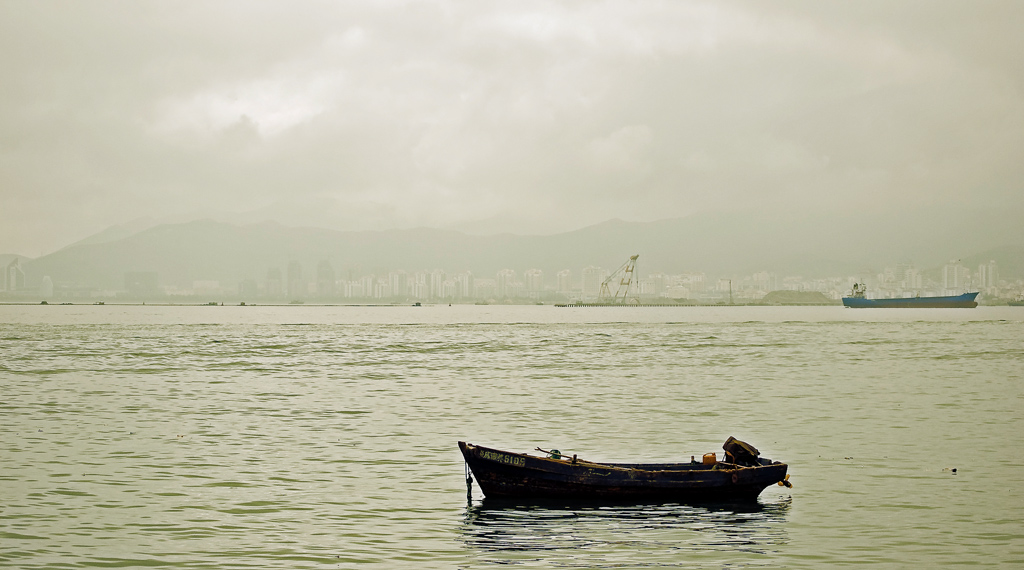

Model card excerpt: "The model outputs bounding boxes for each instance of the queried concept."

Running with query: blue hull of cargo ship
[842,292,978,308]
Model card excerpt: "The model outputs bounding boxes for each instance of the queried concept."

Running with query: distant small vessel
[459,438,789,503]
[1009,294,1024,307]
[842,283,978,308]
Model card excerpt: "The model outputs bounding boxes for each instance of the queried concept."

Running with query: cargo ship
[842,283,978,308]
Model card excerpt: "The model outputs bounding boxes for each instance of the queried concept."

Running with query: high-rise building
[287,261,304,299]
[316,260,335,298]
[556,270,572,293]
[752,271,777,292]
[903,267,922,290]
[438,279,457,300]
[474,278,497,300]
[637,278,655,297]
[646,273,667,297]
[374,279,390,298]
[361,275,377,298]
[496,269,517,298]
[453,272,474,300]
[524,269,543,293]
[3,259,25,292]
[685,272,707,293]
[265,267,282,297]
[977,260,998,290]
[389,271,408,298]
[412,272,429,300]
[942,260,968,292]
[430,269,446,299]
[345,280,364,298]
[40,276,54,298]
[581,266,606,300]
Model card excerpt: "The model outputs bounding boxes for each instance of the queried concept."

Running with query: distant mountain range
[10,208,1024,290]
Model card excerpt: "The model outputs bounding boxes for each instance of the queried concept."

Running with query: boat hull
[842,292,978,308]
[459,442,788,503]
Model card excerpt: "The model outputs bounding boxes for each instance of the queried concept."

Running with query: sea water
[1,305,1022,568]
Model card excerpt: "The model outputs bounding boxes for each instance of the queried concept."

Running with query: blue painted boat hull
[842,292,978,308]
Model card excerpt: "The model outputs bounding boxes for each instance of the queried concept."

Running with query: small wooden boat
[459,438,790,503]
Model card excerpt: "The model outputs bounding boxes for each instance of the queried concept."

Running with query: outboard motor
[723,436,760,466]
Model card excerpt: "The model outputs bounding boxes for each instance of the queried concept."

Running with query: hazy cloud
[1,0,1021,255]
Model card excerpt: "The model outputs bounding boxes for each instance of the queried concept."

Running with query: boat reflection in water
[460,496,791,566]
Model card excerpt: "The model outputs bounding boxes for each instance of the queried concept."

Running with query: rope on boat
[465,461,473,497]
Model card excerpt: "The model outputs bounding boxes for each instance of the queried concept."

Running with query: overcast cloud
[1,1,1022,256]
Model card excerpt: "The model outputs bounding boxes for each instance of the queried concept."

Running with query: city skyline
[5,245,1020,304]
[3,211,1022,304]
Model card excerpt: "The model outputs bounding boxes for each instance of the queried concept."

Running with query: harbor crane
[597,254,640,304]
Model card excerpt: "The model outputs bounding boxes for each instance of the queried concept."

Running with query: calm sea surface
[2,305,1022,568]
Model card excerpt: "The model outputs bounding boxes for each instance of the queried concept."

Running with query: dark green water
[2,305,1022,568]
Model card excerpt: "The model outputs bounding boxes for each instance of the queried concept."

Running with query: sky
[1,1,1022,257]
